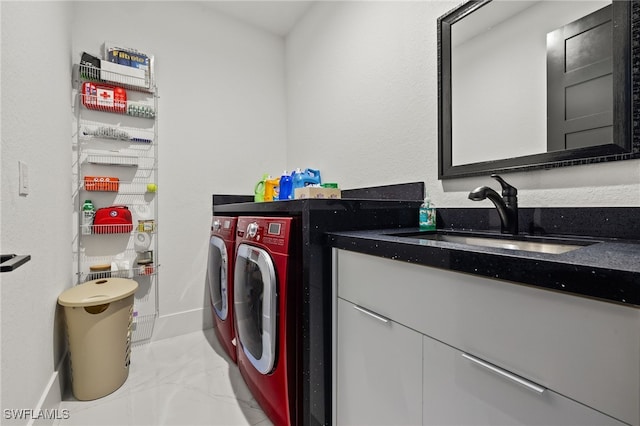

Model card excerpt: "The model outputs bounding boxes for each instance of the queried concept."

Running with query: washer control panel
[236,217,293,254]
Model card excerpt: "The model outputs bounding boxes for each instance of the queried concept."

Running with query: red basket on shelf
[93,206,133,234]
[81,82,127,113]
[84,176,119,192]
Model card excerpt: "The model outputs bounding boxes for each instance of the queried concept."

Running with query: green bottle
[82,200,95,235]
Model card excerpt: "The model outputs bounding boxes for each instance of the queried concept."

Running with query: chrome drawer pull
[462,353,545,394]
[353,304,389,323]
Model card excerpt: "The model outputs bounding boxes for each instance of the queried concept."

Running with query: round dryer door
[234,243,277,375]
[207,236,229,320]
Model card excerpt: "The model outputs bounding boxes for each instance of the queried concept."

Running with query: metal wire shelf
[77,63,155,93]
[82,178,158,195]
[80,120,154,144]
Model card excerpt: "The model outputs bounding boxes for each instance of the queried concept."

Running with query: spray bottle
[82,199,96,235]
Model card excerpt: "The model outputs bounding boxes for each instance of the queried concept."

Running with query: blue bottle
[278,171,293,200]
[292,168,304,198]
[302,168,321,186]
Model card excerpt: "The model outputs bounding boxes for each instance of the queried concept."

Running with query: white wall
[1,1,73,421]
[286,1,640,207]
[71,1,287,338]
[287,1,442,189]
[2,1,287,419]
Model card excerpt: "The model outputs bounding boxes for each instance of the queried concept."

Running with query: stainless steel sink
[391,231,595,254]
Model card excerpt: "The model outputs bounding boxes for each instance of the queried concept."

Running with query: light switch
[18,161,29,196]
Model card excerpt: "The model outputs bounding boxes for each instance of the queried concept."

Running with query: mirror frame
[438,0,638,179]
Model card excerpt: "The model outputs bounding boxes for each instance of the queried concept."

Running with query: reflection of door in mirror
[547,5,612,151]
[450,1,610,166]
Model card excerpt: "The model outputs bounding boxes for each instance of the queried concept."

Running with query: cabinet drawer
[336,249,640,425]
[336,298,422,426]
[422,335,625,426]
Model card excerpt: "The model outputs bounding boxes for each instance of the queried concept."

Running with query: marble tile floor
[55,328,273,426]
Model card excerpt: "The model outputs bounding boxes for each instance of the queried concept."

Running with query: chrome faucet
[468,174,518,235]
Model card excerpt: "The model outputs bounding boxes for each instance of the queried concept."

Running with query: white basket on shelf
[86,154,139,167]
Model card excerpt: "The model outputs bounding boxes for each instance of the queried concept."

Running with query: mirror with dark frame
[438,0,639,179]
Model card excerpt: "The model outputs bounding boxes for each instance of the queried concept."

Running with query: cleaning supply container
[264,176,280,202]
[278,171,293,200]
[58,277,138,400]
[292,168,322,193]
[254,173,269,202]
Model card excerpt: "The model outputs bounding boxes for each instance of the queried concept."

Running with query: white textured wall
[286,1,640,207]
[1,0,72,420]
[287,1,445,189]
[72,2,287,339]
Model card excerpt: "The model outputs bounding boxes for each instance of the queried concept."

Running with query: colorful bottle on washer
[254,173,268,202]
[278,171,293,200]
[264,176,280,202]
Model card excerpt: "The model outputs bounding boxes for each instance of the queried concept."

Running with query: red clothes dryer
[206,216,238,363]
[234,216,300,426]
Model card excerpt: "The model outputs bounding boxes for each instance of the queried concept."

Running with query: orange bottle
[264,177,280,202]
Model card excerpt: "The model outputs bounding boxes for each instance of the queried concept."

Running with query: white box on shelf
[100,60,147,88]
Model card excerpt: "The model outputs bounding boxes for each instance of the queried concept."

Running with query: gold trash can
[58,278,138,400]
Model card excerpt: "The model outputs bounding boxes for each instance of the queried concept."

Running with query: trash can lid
[58,278,138,307]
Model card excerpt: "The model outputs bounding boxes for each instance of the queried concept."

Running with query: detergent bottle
[264,176,280,202]
[254,173,269,202]
[301,168,322,186]
[292,168,304,197]
[278,171,293,200]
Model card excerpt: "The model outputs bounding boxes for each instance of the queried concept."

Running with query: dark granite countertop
[327,227,640,308]
[212,186,640,425]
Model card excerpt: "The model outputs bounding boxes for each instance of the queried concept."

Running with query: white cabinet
[422,336,624,426]
[73,62,158,344]
[333,249,638,426]
[336,298,422,426]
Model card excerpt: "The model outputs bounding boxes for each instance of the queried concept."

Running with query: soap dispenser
[419,192,436,231]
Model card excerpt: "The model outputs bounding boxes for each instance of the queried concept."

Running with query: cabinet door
[338,249,640,425]
[336,298,422,426]
[422,335,625,426]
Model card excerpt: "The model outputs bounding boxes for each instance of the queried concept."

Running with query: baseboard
[151,307,213,342]
[28,353,69,426]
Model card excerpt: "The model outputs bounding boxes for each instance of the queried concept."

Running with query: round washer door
[207,236,228,321]
[234,243,277,375]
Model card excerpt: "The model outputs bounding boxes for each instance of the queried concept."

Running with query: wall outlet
[18,161,29,196]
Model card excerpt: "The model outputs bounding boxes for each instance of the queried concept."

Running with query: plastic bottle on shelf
[264,176,280,202]
[254,173,269,202]
[419,192,436,231]
[291,168,304,198]
[302,168,322,186]
[278,171,293,200]
[82,199,96,235]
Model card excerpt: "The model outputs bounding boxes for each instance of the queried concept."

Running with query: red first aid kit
[93,206,133,234]
[81,82,127,113]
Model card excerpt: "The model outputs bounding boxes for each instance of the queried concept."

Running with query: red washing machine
[206,216,238,363]
[234,216,301,426]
